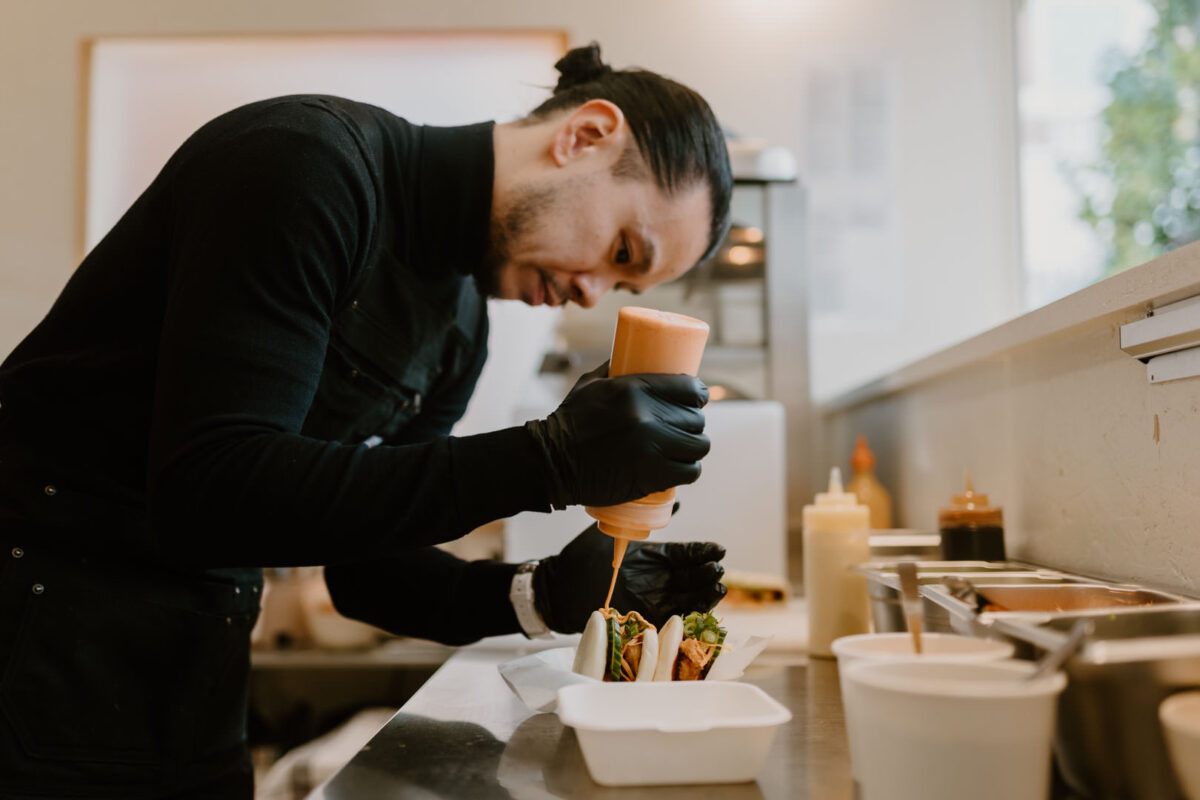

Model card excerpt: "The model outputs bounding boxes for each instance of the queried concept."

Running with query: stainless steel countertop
[309,645,855,799]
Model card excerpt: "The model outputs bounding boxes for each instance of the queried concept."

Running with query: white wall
[0,0,1020,403]
[820,244,1200,595]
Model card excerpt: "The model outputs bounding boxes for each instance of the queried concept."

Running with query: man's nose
[570,272,616,308]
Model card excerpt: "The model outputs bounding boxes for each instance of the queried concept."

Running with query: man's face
[484,125,712,308]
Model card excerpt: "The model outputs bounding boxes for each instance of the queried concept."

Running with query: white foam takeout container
[556,681,791,787]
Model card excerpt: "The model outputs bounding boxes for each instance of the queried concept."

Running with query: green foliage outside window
[1078,0,1200,275]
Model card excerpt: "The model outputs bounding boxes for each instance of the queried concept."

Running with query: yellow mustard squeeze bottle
[803,466,871,657]
[847,434,893,529]
[586,307,710,608]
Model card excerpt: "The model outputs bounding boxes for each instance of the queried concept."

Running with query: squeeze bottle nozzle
[814,466,858,505]
[851,434,876,473]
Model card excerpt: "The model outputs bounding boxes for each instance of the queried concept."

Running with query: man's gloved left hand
[532,524,726,633]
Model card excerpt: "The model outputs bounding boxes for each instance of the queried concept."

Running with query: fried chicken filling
[675,636,716,681]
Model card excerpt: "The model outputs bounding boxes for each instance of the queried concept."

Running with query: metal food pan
[920,583,1195,633]
[857,563,1077,633]
[862,559,1040,573]
[870,575,1079,633]
[967,583,1186,613]
[993,608,1200,800]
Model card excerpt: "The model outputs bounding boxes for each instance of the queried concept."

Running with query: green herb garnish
[682,611,725,642]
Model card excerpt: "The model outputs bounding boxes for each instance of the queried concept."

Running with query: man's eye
[615,236,631,265]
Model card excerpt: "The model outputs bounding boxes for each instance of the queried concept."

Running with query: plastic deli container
[843,659,1066,800]
[832,632,1015,781]
[556,681,791,786]
[1160,690,1200,799]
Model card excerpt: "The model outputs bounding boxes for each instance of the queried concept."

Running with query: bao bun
[572,609,659,682]
[572,610,607,678]
[653,615,685,681]
[652,612,725,681]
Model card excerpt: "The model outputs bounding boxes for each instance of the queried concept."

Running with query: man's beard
[476,182,558,297]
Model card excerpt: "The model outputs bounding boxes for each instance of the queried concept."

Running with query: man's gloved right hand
[525,361,710,509]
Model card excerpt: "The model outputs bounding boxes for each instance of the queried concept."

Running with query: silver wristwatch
[509,560,553,639]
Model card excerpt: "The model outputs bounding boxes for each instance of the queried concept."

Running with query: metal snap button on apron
[43,485,56,497]
[11,547,23,558]
[31,583,44,595]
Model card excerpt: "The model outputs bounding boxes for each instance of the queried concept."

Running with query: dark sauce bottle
[938,473,1005,562]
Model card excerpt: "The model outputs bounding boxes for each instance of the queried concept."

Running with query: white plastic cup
[832,632,1014,780]
[1160,690,1200,800]
[843,659,1066,800]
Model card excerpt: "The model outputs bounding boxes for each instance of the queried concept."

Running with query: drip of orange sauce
[603,537,630,610]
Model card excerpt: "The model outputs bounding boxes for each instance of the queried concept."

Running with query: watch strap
[509,561,553,639]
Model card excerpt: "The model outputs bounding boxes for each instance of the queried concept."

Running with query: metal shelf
[250,638,453,670]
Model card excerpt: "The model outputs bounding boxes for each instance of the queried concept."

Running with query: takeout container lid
[557,681,790,786]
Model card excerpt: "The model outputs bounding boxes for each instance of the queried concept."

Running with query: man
[0,43,732,798]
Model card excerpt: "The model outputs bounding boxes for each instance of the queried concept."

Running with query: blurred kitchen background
[4,0,1200,794]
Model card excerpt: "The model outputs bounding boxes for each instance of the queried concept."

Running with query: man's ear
[549,99,626,167]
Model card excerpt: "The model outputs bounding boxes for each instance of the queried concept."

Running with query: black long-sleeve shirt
[0,95,554,643]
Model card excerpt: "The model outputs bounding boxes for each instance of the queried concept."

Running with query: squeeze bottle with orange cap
[847,434,893,529]
[938,471,1005,561]
[803,467,871,657]
[585,306,709,608]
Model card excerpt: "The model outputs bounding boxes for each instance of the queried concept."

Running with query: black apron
[0,253,484,797]
[0,521,261,798]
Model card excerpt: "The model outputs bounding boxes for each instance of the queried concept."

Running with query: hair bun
[553,42,613,92]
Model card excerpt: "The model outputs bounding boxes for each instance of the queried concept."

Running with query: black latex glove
[525,361,711,510]
[532,523,727,633]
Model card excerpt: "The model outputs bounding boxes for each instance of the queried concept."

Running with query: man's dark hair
[527,43,733,264]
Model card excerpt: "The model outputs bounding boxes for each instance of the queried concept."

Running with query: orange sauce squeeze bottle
[587,307,710,609]
[847,434,893,529]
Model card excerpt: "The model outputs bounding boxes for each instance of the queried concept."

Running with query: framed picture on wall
[82,30,565,252]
